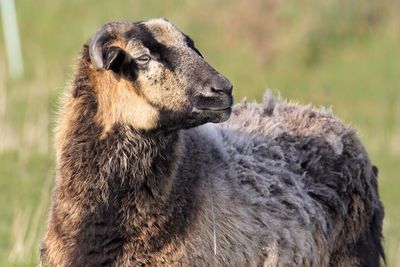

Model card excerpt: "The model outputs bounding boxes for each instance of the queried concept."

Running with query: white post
[1,0,24,79]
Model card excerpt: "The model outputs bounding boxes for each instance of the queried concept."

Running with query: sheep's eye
[136,55,151,65]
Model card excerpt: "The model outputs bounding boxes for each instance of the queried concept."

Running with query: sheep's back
[216,92,383,266]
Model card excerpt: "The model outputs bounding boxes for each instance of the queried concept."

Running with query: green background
[0,0,399,266]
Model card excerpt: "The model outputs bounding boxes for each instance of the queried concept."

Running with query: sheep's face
[90,18,233,133]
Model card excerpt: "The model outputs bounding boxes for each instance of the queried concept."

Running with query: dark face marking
[182,33,203,58]
[124,24,178,71]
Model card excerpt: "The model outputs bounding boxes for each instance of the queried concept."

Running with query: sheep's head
[88,18,233,134]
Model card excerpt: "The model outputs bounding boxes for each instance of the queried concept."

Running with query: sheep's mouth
[193,106,232,112]
[191,106,232,124]
[192,94,233,113]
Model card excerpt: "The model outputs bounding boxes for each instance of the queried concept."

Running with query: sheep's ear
[103,46,138,80]
[104,46,126,72]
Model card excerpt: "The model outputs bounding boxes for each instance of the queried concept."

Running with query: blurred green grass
[0,0,399,266]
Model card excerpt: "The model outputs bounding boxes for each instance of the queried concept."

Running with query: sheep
[40,18,384,267]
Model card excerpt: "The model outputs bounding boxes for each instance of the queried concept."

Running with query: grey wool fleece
[179,92,384,266]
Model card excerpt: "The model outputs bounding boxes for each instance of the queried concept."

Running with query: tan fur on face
[139,66,190,112]
[92,68,160,136]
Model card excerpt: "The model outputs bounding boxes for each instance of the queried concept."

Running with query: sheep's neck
[59,116,181,210]
[101,126,181,208]
[56,110,186,263]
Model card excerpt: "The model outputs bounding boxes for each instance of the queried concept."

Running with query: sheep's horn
[89,22,132,70]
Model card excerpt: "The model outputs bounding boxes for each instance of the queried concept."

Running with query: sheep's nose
[210,74,233,95]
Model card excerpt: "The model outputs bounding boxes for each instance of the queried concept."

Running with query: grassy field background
[0,0,399,266]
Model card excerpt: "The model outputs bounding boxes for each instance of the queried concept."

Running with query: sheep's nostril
[211,84,233,95]
[210,75,233,95]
